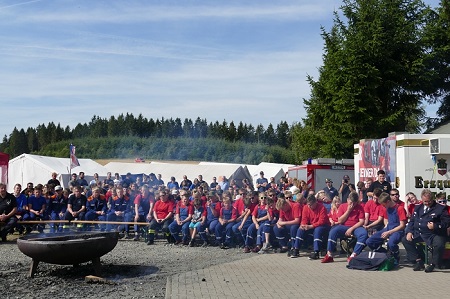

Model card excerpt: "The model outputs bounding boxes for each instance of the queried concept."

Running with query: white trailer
[354,133,450,199]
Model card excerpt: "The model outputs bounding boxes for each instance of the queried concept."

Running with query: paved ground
[166,250,449,299]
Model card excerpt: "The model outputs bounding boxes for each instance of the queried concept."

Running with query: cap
[113,179,120,184]
[290,186,300,195]
[325,178,333,183]
[208,191,216,197]
[343,175,350,179]
[171,189,179,195]
[55,186,63,191]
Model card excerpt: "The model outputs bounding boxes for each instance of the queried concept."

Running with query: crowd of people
[1,169,449,272]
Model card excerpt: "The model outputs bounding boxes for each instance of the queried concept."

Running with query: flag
[70,144,80,169]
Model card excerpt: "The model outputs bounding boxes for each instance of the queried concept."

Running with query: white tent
[7,153,109,192]
[104,161,252,189]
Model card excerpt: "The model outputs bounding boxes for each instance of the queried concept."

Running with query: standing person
[218,176,229,191]
[322,179,338,211]
[13,183,28,234]
[77,172,89,188]
[401,189,450,273]
[321,191,367,263]
[147,190,174,245]
[103,172,114,188]
[89,173,99,186]
[338,175,355,203]
[47,172,61,187]
[69,173,80,190]
[290,194,330,259]
[180,175,192,191]
[167,177,180,191]
[210,177,218,190]
[0,183,17,242]
[256,171,268,192]
[367,170,391,197]
[63,186,87,232]
[366,192,407,266]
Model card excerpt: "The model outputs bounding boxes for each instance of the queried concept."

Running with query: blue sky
[0,0,440,138]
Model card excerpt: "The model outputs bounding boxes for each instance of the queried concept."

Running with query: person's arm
[365,215,383,229]
[0,207,17,221]
[345,218,364,237]
[338,204,353,224]
[382,220,406,239]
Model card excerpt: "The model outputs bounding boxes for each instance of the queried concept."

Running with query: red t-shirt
[381,205,408,222]
[364,200,384,222]
[337,203,365,227]
[279,201,302,221]
[301,202,330,227]
[153,200,175,219]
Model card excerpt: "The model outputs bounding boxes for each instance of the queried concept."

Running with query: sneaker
[347,256,354,263]
[424,264,435,273]
[290,249,300,258]
[286,249,293,257]
[243,246,251,253]
[413,261,425,271]
[279,247,289,254]
[309,251,320,260]
[189,240,195,247]
[201,241,209,247]
[146,240,154,245]
[321,254,334,263]
[133,235,140,241]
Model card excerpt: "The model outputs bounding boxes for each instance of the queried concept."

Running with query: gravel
[1,233,250,299]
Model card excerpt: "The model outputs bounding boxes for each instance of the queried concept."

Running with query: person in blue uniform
[23,186,47,233]
[106,187,132,237]
[401,189,450,272]
[169,191,193,245]
[215,197,237,249]
[85,187,108,231]
[63,185,87,231]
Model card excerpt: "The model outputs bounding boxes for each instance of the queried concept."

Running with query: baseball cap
[55,186,63,191]
[171,189,179,195]
[325,178,333,183]
[343,175,350,180]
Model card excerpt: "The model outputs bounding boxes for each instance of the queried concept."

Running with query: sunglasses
[390,193,399,196]
[286,196,292,199]
[260,196,267,199]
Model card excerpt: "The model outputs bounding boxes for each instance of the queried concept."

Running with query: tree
[423,0,450,129]
[297,0,428,158]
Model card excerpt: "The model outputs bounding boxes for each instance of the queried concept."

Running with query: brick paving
[166,250,449,299]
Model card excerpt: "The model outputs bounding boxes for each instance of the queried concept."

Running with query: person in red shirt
[405,192,420,218]
[274,194,301,253]
[363,188,385,234]
[147,190,174,245]
[290,194,330,259]
[216,197,237,249]
[328,196,341,227]
[366,192,407,265]
[321,191,367,263]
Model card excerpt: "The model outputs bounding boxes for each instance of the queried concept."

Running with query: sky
[0,0,441,138]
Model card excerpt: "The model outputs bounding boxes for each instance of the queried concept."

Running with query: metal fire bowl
[17,231,119,265]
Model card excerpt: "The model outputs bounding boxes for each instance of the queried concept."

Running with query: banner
[359,136,396,183]
[70,144,80,169]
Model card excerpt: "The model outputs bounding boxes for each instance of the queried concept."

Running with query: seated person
[168,191,193,245]
[321,191,367,263]
[23,185,47,233]
[366,192,407,265]
[243,192,273,253]
[273,195,301,254]
[290,194,330,259]
[363,188,385,234]
[85,187,108,231]
[133,185,155,241]
[0,183,18,241]
[402,189,450,272]
[189,197,206,247]
[106,187,132,236]
[47,186,68,233]
[63,186,87,231]
[215,197,237,249]
[147,190,174,245]
[198,191,221,246]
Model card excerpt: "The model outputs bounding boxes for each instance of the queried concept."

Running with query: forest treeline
[0,114,297,165]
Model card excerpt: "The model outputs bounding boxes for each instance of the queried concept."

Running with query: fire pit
[17,231,119,278]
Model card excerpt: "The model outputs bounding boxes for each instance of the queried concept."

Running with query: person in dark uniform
[63,186,87,231]
[401,189,450,273]
[367,170,391,197]
[0,183,17,242]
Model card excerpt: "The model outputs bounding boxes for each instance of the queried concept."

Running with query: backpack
[347,251,387,271]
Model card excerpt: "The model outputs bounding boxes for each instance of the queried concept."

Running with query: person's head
[92,187,101,197]
[373,188,383,203]
[71,173,77,180]
[365,178,372,187]
[107,172,112,179]
[306,194,318,210]
[389,188,400,202]
[93,173,98,179]
[267,190,277,201]
[405,192,418,204]
[198,174,203,181]
[27,182,33,189]
[183,175,187,180]
[0,183,6,196]
[275,194,289,211]
[14,183,22,194]
[52,172,57,179]
[376,170,386,182]
[212,177,217,182]
[259,192,267,205]
[55,185,63,194]
[325,178,333,187]
[284,191,293,201]
[348,191,359,203]
[79,171,85,178]
[72,186,81,197]
[250,191,259,203]
[159,190,168,201]
[222,197,231,209]
[116,186,125,197]
[377,192,391,207]
[243,195,252,208]
[331,196,341,211]
[356,181,365,189]
[260,171,265,177]
[343,175,350,184]
[33,186,43,197]
[208,191,218,202]
[238,188,247,198]
[436,192,447,206]
[193,197,202,208]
